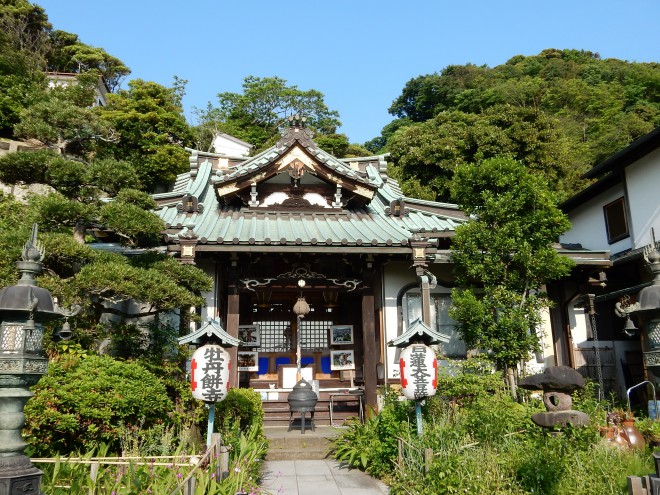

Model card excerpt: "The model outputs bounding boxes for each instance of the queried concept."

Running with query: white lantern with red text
[399,344,437,400]
[190,344,231,402]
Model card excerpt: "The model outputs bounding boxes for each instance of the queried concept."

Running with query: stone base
[0,455,42,495]
[531,410,590,429]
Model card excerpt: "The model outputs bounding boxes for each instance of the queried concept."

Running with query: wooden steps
[258,389,364,427]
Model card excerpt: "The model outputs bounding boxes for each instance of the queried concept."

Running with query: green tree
[0,0,50,137]
[195,75,342,151]
[97,78,193,190]
[24,355,173,455]
[46,29,130,91]
[449,157,574,397]
[380,49,660,198]
[388,106,587,202]
[14,72,115,154]
[0,150,208,344]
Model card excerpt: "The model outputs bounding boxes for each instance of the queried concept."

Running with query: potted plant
[607,408,645,450]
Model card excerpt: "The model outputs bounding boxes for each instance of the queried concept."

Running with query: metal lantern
[399,343,438,401]
[190,345,231,403]
[0,225,64,493]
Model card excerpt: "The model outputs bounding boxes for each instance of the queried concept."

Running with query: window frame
[603,197,630,244]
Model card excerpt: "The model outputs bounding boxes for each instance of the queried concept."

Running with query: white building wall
[382,261,416,379]
[212,135,252,157]
[624,148,660,249]
[560,182,632,255]
[198,259,218,321]
[383,261,557,380]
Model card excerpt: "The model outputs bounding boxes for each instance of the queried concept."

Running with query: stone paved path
[260,459,389,495]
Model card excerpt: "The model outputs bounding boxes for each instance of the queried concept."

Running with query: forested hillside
[369,49,660,201]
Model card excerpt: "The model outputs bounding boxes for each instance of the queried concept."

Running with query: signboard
[190,344,231,403]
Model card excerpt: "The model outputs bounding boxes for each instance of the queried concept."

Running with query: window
[603,197,629,244]
[299,319,334,351]
[403,291,466,357]
[253,320,291,352]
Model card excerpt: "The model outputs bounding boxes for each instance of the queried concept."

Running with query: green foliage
[84,157,142,195]
[435,357,504,400]
[0,148,54,183]
[382,49,660,201]
[333,390,413,479]
[335,366,653,495]
[195,75,341,151]
[96,78,193,190]
[39,425,268,494]
[46,29,130,91]
[24,355,173,456]
[215,388,265,438]
[0,1,50,137]
[387,106,587,201]
[449,158,574,368]
[14,78,114,154]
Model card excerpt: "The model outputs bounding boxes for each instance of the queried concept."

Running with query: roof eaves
[584,126,660,179]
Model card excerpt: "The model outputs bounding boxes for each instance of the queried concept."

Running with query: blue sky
[36,0,659,144]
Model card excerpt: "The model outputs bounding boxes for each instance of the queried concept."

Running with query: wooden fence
[32,433,230,495]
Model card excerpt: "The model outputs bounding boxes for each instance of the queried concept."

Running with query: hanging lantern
[293,296,310,317]
[399,343,438,400]
[190,344,231,403]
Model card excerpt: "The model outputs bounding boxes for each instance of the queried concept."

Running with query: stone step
[264,426,340,461]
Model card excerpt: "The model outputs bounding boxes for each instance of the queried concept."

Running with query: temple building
[152,118,470,415]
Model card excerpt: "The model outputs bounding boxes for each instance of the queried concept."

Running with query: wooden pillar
[227,285,240,388]
[362,289,378,416]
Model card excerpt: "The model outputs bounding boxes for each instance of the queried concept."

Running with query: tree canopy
[95,78,193,190]
[194,76,343,152]
[449,157,574,382]
[378,49,660,201]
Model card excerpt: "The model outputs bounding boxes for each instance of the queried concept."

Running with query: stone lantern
[0,225,64,494]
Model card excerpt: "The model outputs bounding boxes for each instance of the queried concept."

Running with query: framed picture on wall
[237,351,259,371]
[330,325,353,345]
[330,350,355,370]
[238,324,260,347]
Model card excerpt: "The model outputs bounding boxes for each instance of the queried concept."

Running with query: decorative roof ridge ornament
[178,317,241,347]
[388,318,451,348]
[276,114,316,149]
[17,224,44,286]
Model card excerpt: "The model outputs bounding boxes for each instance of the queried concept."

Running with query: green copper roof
[153,130,467,254]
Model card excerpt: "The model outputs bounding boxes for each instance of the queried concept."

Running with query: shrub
[332,390,413,480]
[335,359,653,495]
[24,355,173,456]
[214,387,264,435]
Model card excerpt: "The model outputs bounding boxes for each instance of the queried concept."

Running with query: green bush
[333,389,414,480]
[24,355,173,456]
[214,387,264,436]
[334,360,654,494]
